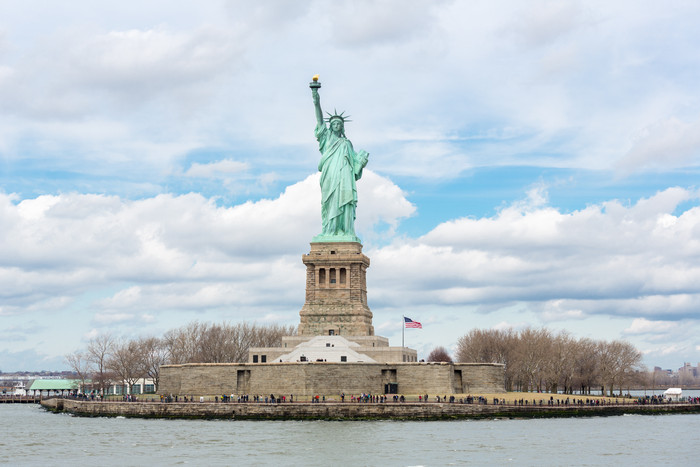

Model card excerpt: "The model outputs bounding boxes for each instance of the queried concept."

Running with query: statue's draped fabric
[315,123,368,237]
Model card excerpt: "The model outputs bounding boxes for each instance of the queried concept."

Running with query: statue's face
[331,119,343,133]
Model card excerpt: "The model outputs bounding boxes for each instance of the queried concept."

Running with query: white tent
[663,387,682,401]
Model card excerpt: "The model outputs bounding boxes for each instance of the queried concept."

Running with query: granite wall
[158,361,505,397]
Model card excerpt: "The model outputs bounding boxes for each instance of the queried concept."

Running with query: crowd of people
[58,391,700,406]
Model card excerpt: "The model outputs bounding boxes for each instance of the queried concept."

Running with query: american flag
[404,317,422,329]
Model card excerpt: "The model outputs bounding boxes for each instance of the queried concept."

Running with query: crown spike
[324,109,352,124]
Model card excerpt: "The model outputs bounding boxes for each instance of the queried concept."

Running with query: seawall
[41,398,700,420]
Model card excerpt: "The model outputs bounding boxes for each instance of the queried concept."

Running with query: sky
[2,0,700,372]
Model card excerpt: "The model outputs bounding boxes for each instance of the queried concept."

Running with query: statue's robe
[315,123,368,236]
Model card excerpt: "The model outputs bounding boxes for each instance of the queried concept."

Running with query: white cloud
[492,321,528,332]
[3,0,700,371]
[373,141,472,179]
[0,171,413,319]
[368,188,700,320]
[504,1,594,49]
[539,300,585,322]
[659,344,686,357]
[1,0,699,203]
[65,27,243,104]
[75,28,234,77]
[4,178,700,369]
[184,159,249,178]
[624,318,678,335]
[94,312,136,324]
[619,117,700,170]
[84,329,101,340]
[323,0,446,48]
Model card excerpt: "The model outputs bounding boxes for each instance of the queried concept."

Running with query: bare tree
[137,337,168,392]
[514,328,552,392]
[427,346,453,362]
[107,339,144,394]
[630,367,652,395]
[546,331,576,394]
[610,340,642,396]
[64,351,94,393]
[570,337,599,394]
[456,328,517,390]
[456,327,643,396]
[597,340,616,396]
[87,333,115,395]
[163,321,296,364]
[163,321,202,364]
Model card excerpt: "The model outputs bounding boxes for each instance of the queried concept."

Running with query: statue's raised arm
[311,75,324,127]
[309,76,369,243]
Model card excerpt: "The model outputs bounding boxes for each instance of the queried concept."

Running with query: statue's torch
[310,74,321,91]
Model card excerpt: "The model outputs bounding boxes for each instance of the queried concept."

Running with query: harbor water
[2,403,698,466]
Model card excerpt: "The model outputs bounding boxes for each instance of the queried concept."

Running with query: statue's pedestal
[248,241,417,363]
[298,242,374,336]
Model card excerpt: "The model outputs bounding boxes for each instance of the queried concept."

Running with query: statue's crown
[325,109,351,124]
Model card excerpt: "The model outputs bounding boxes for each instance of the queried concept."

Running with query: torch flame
[312,74,319,82]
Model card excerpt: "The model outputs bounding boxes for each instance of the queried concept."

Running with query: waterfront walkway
[41,397,700,420]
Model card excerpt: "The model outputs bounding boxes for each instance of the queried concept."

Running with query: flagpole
[402,315,405,348]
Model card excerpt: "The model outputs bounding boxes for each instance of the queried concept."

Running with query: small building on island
[663,387,682,401]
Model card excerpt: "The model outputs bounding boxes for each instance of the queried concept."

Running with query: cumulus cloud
[0,171,413,320]
[3,177,700,368]
[368,188,700,321]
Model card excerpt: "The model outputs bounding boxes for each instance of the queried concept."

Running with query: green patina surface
[310,78,368,243]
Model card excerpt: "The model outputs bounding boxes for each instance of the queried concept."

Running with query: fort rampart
[158,361,505,397]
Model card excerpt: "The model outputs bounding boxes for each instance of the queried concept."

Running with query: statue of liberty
[310,76,369,242]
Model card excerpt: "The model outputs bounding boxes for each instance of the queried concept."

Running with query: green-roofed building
[27,379,81,396]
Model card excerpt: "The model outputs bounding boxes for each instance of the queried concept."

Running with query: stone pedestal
[298,242,374,336]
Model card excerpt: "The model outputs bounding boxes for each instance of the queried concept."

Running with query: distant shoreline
[40,398,700,420]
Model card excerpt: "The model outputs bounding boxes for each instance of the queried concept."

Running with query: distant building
[27,379,80,396]
[654,366,673,376]
[106,378,156,396]
[678,362,700,378]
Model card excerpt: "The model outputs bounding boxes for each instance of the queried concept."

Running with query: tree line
[66,321,646,397]
[65,321,296,394]
[455,327,643,396]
